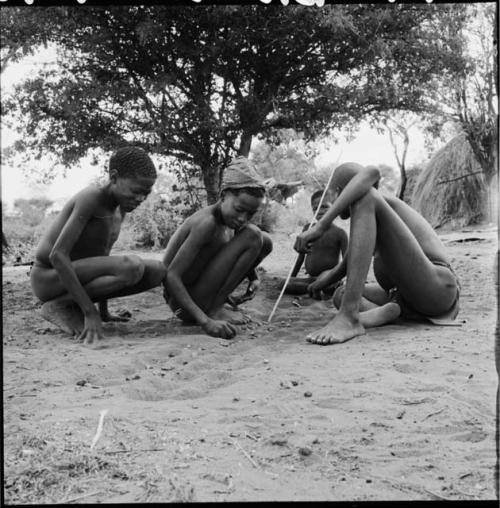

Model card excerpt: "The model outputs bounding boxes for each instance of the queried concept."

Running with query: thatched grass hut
[411,133,488,229]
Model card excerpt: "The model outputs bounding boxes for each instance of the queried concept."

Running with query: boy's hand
[202,318,237,340]
[78,312,104,345]
[294,224,325,253]
[307,270,333,300]
[307,280,324,300]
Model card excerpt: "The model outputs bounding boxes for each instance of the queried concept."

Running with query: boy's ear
[109,169,118,183]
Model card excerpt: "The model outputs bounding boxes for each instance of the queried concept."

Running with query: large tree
[1,4,469,202]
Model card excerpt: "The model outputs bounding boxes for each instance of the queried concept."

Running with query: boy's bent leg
[284,277,314,295]
[307,192,376,345]
[33,255,150,334]
[93,259,166,300]
[31,255,146,302]
[332,282,390,310]
[359,302,401,328]
[188,225,266,324]
[372,194,457,316]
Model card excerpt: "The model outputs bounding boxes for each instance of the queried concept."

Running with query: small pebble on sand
[304,391,312,397]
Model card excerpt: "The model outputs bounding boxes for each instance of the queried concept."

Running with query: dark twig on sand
[104,448,167,455]
[421,407,445,421]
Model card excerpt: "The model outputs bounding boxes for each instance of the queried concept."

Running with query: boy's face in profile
[112,174,156,212]
[221,191,262,230]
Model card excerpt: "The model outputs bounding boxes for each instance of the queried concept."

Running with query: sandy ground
[2,224,498,503]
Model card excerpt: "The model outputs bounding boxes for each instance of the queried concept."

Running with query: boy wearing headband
[162,157,272,339]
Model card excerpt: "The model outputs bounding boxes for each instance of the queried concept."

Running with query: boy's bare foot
[41,301,84,336]
[306,312,366,345]
[210,306,251,324]
[359,302,400,328]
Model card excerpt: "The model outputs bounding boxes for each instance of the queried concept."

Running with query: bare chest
[71,209,123,258]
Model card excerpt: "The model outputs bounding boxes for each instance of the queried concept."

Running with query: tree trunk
[239,131,253,157]
[398,164,408,201]
[202,164,221,204]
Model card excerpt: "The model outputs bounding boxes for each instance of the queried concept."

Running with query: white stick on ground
[267,163,339,323]
[90,409,108,450]
[232,438,259,469]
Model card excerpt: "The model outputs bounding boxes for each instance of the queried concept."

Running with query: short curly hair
[109,146,157,179]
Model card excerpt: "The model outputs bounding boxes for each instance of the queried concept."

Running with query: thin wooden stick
[267,163,339,323]
[232,438,259,469]
[60,491,102,504]
[90,409,108,450]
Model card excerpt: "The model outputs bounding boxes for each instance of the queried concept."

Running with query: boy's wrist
[84,306,99,318]
[199,315,210,328]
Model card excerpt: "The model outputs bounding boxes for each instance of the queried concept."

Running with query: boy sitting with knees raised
[284,189,348,298]
[162,156,272,340]
[30,146,166,345]
[294,162,461,345]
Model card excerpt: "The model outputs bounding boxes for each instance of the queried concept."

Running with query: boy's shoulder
[71,184,104,205]
[183,204,221,231]
[327,223,347,236]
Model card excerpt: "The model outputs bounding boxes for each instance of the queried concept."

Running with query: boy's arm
[291,223,309,276]
[295,165,380,253]
[291,253,305,277]
[307,255,347,298]
[49,191,103,341]
[339,229,348,259]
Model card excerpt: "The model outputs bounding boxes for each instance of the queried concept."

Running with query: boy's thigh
[374,196,447,295]
[185,226,264,306]
[285,277,314,295]
[139,258,166,285]
[362,282,391,305]
[30,255,142,301]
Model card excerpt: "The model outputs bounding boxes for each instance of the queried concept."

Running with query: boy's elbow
[366,166,381,187]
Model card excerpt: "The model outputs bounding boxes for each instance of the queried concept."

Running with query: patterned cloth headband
[221,156,265,191]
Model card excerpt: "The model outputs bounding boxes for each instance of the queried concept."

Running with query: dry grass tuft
[411,134,487,228]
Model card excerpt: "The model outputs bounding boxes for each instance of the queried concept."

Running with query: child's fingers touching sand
[203,318,237,340]
[77,314,104,345]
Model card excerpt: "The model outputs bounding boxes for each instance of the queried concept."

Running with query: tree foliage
[2,4,471,202]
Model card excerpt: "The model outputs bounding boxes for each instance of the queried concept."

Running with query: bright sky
[1,48,428,211]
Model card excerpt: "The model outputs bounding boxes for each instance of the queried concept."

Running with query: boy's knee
[261,232,273,256]
[119,255,145,285]
[150,260,167,285]
[352,188,377,214]
[240,224,264,250]
[333,285,344,309]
